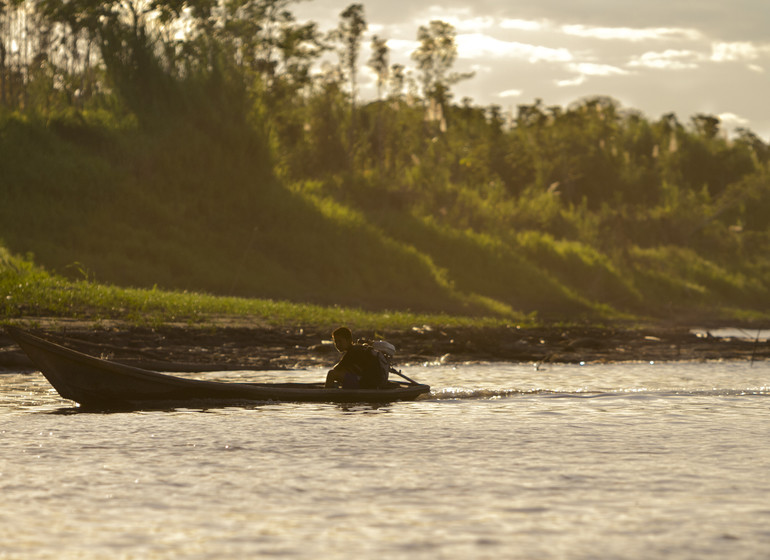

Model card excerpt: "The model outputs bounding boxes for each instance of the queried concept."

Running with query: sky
[293,0,770,140]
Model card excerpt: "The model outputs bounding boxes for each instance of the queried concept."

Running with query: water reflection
[40,400,396,415]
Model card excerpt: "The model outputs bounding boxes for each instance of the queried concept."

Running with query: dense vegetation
[2,0,769,324]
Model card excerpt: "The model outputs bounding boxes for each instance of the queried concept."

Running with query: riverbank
[2,318,768,372]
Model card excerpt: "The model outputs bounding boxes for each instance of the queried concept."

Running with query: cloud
[555,62,629,87]
[453,16,498,33]
[562,24,703,42]
[627,49,703,70]
[415,12,497,33]
[556,75,586,87]
[570,62,629,76]
[367,23,387,34]
[410,6,494,32]
[710,41,770,62]
[499,89,523,98]
[456,33,573,63]
[386,38,420,54]
[718,112,751,128]
[626,41,770,73]
[469,63,493,72]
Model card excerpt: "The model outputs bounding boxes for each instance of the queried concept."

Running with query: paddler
[325,327,388,389]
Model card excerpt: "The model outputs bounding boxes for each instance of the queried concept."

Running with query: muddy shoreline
[2,318,769,372]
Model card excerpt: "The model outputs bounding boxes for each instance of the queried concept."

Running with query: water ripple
[429,387,770,400]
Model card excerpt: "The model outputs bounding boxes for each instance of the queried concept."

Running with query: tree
[367,34,387,101]
[0,0,9,106]
[274,20,323,91]
[388,62,404,100]
[333,3,366,105]
[410,20,472,105]
[691,114,720,140]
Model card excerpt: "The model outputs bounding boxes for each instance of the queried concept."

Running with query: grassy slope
[0,115,486,316]
[0,245,515,329]
[1,114,768,323]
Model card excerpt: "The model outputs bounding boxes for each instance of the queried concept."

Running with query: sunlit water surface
[2,361,769,559]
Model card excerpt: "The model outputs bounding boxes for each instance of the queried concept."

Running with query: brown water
[1,361,769,559]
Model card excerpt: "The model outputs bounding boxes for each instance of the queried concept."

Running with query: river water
[1,360,769,559]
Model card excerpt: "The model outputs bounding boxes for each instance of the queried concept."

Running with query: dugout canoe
[4,327,430,409]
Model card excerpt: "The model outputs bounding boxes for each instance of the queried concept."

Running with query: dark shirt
[332,344,384,389]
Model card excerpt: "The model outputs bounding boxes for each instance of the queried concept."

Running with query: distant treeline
[1,1,769,320]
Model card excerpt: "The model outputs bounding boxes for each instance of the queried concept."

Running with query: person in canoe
[325,327,391,389]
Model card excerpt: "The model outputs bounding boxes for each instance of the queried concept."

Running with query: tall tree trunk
[0,41,6,106]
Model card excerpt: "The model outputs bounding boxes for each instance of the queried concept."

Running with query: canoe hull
[5,327,430,409]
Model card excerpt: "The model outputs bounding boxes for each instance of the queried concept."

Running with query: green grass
[627,245,769,309]
[0,247,522,330]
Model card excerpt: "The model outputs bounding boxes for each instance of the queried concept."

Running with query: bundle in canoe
[4,327,430,409]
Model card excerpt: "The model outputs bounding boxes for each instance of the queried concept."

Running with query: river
[1,360,769,559]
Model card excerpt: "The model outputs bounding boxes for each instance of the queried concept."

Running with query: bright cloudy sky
[293,0,770,140]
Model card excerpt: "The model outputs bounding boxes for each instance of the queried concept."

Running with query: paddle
[389,367,419,386]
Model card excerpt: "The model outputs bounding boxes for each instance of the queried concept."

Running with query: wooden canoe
[4,327,430,409]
